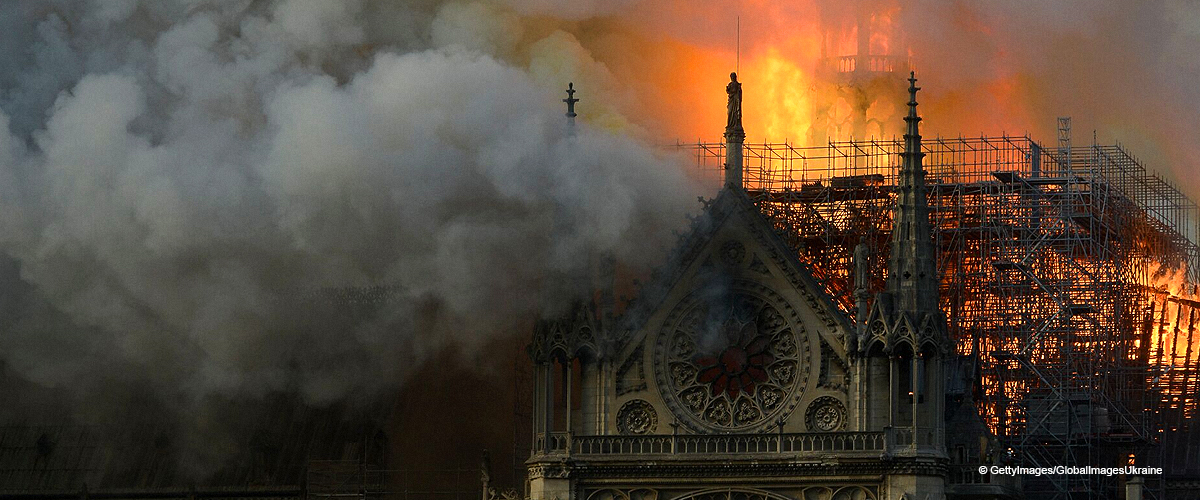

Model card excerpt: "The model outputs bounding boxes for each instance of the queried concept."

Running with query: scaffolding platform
[682,136,1200,498]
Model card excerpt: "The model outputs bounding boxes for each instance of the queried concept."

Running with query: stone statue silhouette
[854,243,870,292]
[726,72,742,132]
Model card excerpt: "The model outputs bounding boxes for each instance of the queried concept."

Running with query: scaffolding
[683,136,1200,499]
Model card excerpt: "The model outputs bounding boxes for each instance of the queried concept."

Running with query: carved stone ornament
[654,280,810,432]
[805,396,847,432]
[719,240,746,266]
[527,462,571,479]
[616,399,658,435]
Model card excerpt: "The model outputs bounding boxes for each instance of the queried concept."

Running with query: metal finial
[563,82,579,118]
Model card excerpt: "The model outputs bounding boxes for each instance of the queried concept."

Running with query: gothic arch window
[669,487,877,500]
[914,353,927,403]
[587,489,658,500]
[831,486,876,500]
[570,358,583,411]
[893,342,917,404]
[671,488,793,500]
[588,489,629,500]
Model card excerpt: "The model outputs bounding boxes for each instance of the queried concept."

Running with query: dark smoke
[0,0,701,478]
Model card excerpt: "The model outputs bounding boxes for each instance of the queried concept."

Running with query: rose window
[654,284,809,432]
[695,322,773,399]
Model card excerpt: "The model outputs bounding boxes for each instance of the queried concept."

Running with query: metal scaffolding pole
[680,135,1200,500]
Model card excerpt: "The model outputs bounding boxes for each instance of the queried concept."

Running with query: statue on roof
[726,72,742,133]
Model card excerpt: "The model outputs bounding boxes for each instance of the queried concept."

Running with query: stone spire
[563,82,579,134]
[886,72,938,315]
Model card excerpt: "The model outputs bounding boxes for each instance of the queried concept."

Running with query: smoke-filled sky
[2,0,1199,480]
[0,0,705,475]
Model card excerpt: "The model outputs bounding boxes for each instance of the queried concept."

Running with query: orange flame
[596,2,922,145]
[745,49,816,142]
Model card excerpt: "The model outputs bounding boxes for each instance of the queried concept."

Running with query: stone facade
[524,76,1015,500]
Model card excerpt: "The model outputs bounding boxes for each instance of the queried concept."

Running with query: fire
[867,11,898,56]
[1146,261,1195,299]
[1142,261,1196,343]
[744,48,816,143]
[1139,261,1200,419]
[586,0,1200,468]
[595,2,921,146]
[968,260,1200,436]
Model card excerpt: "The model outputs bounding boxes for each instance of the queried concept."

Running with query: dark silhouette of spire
[886,72,938,314]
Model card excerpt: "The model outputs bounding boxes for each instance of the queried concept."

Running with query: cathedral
[524,74,1002,500]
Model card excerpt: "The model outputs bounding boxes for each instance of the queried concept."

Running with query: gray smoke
[0,0,702,474]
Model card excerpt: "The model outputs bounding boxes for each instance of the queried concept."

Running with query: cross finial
[563,82,579,118]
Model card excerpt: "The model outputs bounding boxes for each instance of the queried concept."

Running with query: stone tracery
[654,282,810,432]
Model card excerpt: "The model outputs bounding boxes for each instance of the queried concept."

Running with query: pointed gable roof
[614,187,853,351]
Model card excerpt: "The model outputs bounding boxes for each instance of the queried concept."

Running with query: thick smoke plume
[0,0,700,476]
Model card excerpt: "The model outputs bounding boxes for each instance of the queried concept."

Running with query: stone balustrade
[822,55,911,74]
[532,431,903,458]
